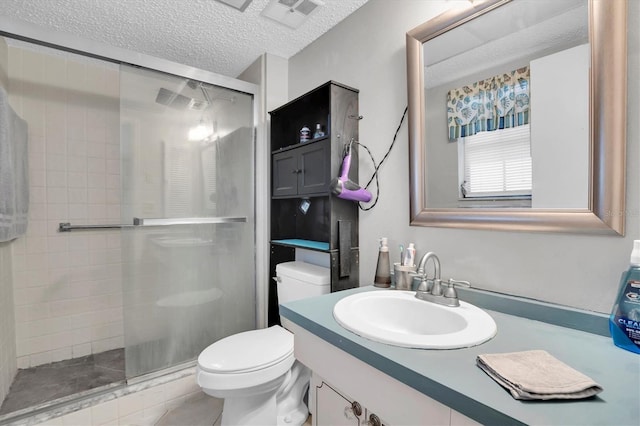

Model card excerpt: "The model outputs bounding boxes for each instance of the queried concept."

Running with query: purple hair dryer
[330,140,372,203]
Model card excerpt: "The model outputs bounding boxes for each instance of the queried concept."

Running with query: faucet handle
[416,278,433,292]
[443,278,471,303]
[446,278,471,289]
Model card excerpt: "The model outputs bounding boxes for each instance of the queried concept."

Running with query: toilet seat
[198,326,293,373]
[197,326,295,394]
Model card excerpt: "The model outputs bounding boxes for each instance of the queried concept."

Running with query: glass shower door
[119,65,255,378]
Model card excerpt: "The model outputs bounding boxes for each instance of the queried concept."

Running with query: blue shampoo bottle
[610,240,640,354]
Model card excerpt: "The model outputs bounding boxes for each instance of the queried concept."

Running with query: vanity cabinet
[314,379,362,425]
[313,376,388,426]
[272,139,330,198]
[268,81,361,325]
[284,319,481,426]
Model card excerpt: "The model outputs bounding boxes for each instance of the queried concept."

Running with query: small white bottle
[403,243,416,267]
[374,237,391,288]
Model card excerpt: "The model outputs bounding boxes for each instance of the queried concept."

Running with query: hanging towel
[0,86,29,242]
[477,350,603,400]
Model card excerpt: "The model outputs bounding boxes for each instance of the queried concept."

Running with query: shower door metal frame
[0,16,270,329]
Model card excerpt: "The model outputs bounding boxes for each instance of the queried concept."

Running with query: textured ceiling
[0,0,370,77]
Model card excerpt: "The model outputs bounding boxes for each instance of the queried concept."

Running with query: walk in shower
[0,28,258,423]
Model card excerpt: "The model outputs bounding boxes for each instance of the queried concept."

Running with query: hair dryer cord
[356,106,408,211]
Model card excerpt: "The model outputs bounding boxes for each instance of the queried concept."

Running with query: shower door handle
[58,217,246,232]
[132,217,247,226]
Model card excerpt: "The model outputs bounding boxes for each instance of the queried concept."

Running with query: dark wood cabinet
[272,139,330,197]
[268,81,360,326]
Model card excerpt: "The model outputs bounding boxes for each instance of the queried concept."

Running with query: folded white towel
[477,350,603,400]
[0,86,29,242]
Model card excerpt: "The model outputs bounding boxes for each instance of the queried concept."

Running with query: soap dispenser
[374,237,391,288]
[610,240,640,354]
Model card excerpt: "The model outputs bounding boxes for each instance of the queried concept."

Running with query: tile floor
[1,353,314,426]
[156,392,223,426]
[156,393,313,426]
[0,348,125,415]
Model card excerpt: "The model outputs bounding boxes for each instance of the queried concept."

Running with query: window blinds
[462,124,532,198]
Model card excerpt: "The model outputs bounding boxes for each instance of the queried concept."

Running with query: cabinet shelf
[271,239,330,252]
[271,135,329,154]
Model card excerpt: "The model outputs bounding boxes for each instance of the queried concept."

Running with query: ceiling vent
[214,0,253,12]
[261,0,324,29]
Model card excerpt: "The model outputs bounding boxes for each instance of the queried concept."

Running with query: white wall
[531,43,590,208]
[239,53,288,327]
[8,42,123,368]
[288,0,640,313]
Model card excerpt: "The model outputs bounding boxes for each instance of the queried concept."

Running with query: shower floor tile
[0,348,125,416]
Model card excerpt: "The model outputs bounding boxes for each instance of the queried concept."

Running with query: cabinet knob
[367,413,382,426]
[344,401,362,419]
[292,169,302,174]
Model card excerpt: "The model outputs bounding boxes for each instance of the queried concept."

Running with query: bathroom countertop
[280,286,640,426]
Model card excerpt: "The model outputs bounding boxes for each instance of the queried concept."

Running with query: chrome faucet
[415,252,440,292]
[414,252,470,307]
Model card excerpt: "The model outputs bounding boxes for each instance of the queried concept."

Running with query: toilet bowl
[196,261,330,426]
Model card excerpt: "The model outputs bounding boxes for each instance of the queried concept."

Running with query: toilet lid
[198,326,294,374]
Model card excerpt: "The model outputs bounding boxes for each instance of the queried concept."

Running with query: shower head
[155,80,237,110]
[196,82,236,105]
[155,87,209,110]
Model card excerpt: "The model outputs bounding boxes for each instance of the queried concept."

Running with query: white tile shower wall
[0,36,18,406]
[7,43,123,368]
[0,243,17,407]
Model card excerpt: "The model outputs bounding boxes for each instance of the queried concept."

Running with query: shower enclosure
[118,65,255,379]
[0,26,259,422]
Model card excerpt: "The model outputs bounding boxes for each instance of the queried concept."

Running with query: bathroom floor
[157,393,224,426]
[156,393,313,426]
[0,348,125,415]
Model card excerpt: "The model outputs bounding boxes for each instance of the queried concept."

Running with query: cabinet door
[298,141,330,196]
[273,150,298,197]
[315,381,362,426]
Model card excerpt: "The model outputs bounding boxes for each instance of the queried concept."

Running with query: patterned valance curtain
[446,66,530,141]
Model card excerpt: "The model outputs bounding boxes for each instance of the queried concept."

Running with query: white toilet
[196,261,331,426]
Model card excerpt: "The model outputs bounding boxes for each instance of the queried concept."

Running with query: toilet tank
[276,261,330,303]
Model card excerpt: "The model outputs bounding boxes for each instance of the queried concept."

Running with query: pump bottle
[374,237,391,288]
[609,240,640,354]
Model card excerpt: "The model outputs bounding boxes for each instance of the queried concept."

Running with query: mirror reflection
[423,0,589,209]
[406,0,627,234]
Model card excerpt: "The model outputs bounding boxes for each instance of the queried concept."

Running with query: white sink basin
[333,290,497,349]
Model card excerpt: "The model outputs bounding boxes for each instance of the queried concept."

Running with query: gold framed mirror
[406,0,626,234]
